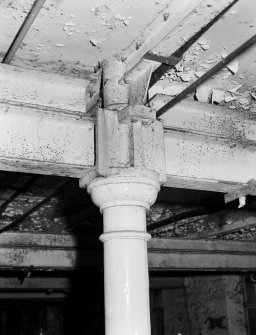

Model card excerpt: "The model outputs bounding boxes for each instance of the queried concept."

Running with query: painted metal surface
[0,63,91,112]
[0,99,94,177]
[1,88,256,188]
[88,172,160,335]
[164,132,256,192]
[93,108,166,184]
[150,97,256,193]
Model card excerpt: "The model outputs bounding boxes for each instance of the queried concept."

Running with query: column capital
[80,105,166,188]
[87,168,160,212]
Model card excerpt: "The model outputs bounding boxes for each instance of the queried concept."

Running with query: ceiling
[0,0,174,76]
[0,0,256,240]
[0,0,255,82]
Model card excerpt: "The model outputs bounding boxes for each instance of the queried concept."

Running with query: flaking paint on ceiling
[0,0,169,76]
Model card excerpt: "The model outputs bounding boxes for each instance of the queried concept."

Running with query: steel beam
[0,276,183,290]
[1,64,256,192]
[0,63,93,113]
[0,232,256,271]
[0,233,102,270]
[0,101,94,177]
[148,238,256,272]
[151,96,256,193]
[0,64,95,178]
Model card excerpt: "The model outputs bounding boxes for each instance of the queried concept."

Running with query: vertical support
[87,170,160,335]
[80,59,166,335]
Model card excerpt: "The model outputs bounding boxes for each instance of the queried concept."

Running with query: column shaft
[101,206,151,335]
[87,172,160,335]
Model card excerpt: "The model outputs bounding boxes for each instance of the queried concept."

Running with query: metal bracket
[118,105,156,125]
[224,179,256,204]
[143,52,182,66]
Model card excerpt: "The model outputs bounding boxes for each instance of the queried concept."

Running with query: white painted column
[88,170,160,335]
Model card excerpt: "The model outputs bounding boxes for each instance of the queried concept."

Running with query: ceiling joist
[188,209,256,239]
[156,33,256,117]
[149,0,238,87]
[2,0,46,64]
[120,0,204,72]
[0,178,68,234]
[123,0,238,88]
